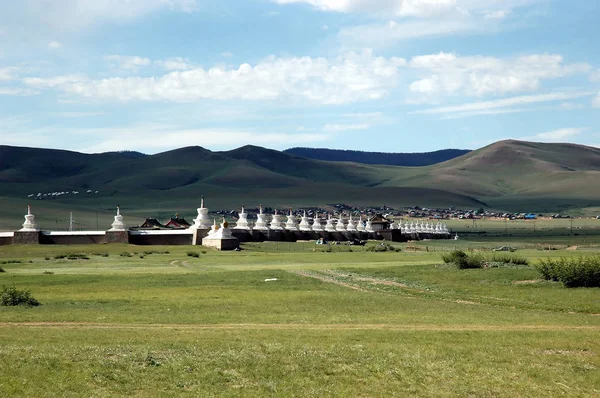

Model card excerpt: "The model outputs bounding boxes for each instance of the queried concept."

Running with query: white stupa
[356,216,366,232]
[442,223,450,234]
[415,222,423,233]
[299,210,312,231]
[20,205,39,232]
[284,209,298,231]
[234,206,252,230]
[346,214,357,232]
[108,205,126,231]
[189,196,212,230]
[312,215,324,231]
[365,218,374,232]
[203,217,239,250]
[335,214,346,231]
[324,214,336,232]
[269,209,284,230]
[254,205,270,231]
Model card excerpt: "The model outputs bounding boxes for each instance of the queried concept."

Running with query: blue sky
[0,0,599,154]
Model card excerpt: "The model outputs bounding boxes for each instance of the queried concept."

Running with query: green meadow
[1,242,599,397]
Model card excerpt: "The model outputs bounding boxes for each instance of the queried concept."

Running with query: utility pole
[570,217,573,235]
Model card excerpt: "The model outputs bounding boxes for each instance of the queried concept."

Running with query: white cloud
[416,91,594,117]
[48,41,62,49]
[23,74,87,88]
[0,67,18,81]
[559,102,584,110]
[339,18,477,48]
[532,127,587,142]
[323,123,371,132]
[52,112,104,118]
[273,0,458,17]
[408,52,590,99]
[590,69,600,83]
[484,9,509,19]
[593,92,600,108]
[0,87,39,96]
[334,1,546,48]
[342,112,384,118]
[23,51,407,105]
[0,0,198,33]
[155,57,192,71]
[105,55,152,71]
[220,52,234,58]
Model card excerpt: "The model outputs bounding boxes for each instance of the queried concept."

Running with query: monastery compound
[0,198,451,250]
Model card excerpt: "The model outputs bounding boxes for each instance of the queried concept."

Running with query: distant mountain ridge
[284,147,470,166]
[1,140,600,214]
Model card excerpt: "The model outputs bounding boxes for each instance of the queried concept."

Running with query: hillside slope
[284,147,470,166]
[1,140,600,214]
[381,140,600,199]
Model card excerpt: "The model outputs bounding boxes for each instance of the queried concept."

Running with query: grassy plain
[1,242,599,397]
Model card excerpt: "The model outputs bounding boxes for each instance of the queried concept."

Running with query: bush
[187,252,200,258]
[43,271,54,275]
[0,267,4,273]
[442,250,484,269]
[119,252,132,257]
[0,260,22,264]
[366,243,399,252]
[0,285,40,307]
[537,256,600,288]
[67,253,89,260]
[91,252,109,257]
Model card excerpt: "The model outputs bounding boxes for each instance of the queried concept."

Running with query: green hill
[1,140,600,228]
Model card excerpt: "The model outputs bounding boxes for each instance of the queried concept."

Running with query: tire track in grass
[288,270,366,292]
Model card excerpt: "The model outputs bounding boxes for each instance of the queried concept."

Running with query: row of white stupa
[189,203,449,234]
[18,199,449,235]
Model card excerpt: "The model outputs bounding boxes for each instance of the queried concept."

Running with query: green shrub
[0,285,40,307]
[442,250,467,264]
[488,253,529,266]
[187,252,200,258]
[43,271,54,275]
[442,250,483,269]
[66,253,89,260]
[537,258,563,281]
[537,256,600,288]
[91,252,109,257]
[460,253,484,269]
[0,267,4,273]
[0,260,22,264]
[119,252,132,257]
[366,243,398,252]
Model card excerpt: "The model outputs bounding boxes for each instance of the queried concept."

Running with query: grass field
[1,242,599,396]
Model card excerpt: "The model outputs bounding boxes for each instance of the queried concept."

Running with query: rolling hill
[1,140,600,228]
[284,147,470,166]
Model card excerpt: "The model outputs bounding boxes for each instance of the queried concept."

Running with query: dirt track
[0,322,598,331]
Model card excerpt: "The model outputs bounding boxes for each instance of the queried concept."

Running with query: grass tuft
[187,252,200,258]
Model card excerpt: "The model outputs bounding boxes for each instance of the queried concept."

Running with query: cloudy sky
[0,0,599,153]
